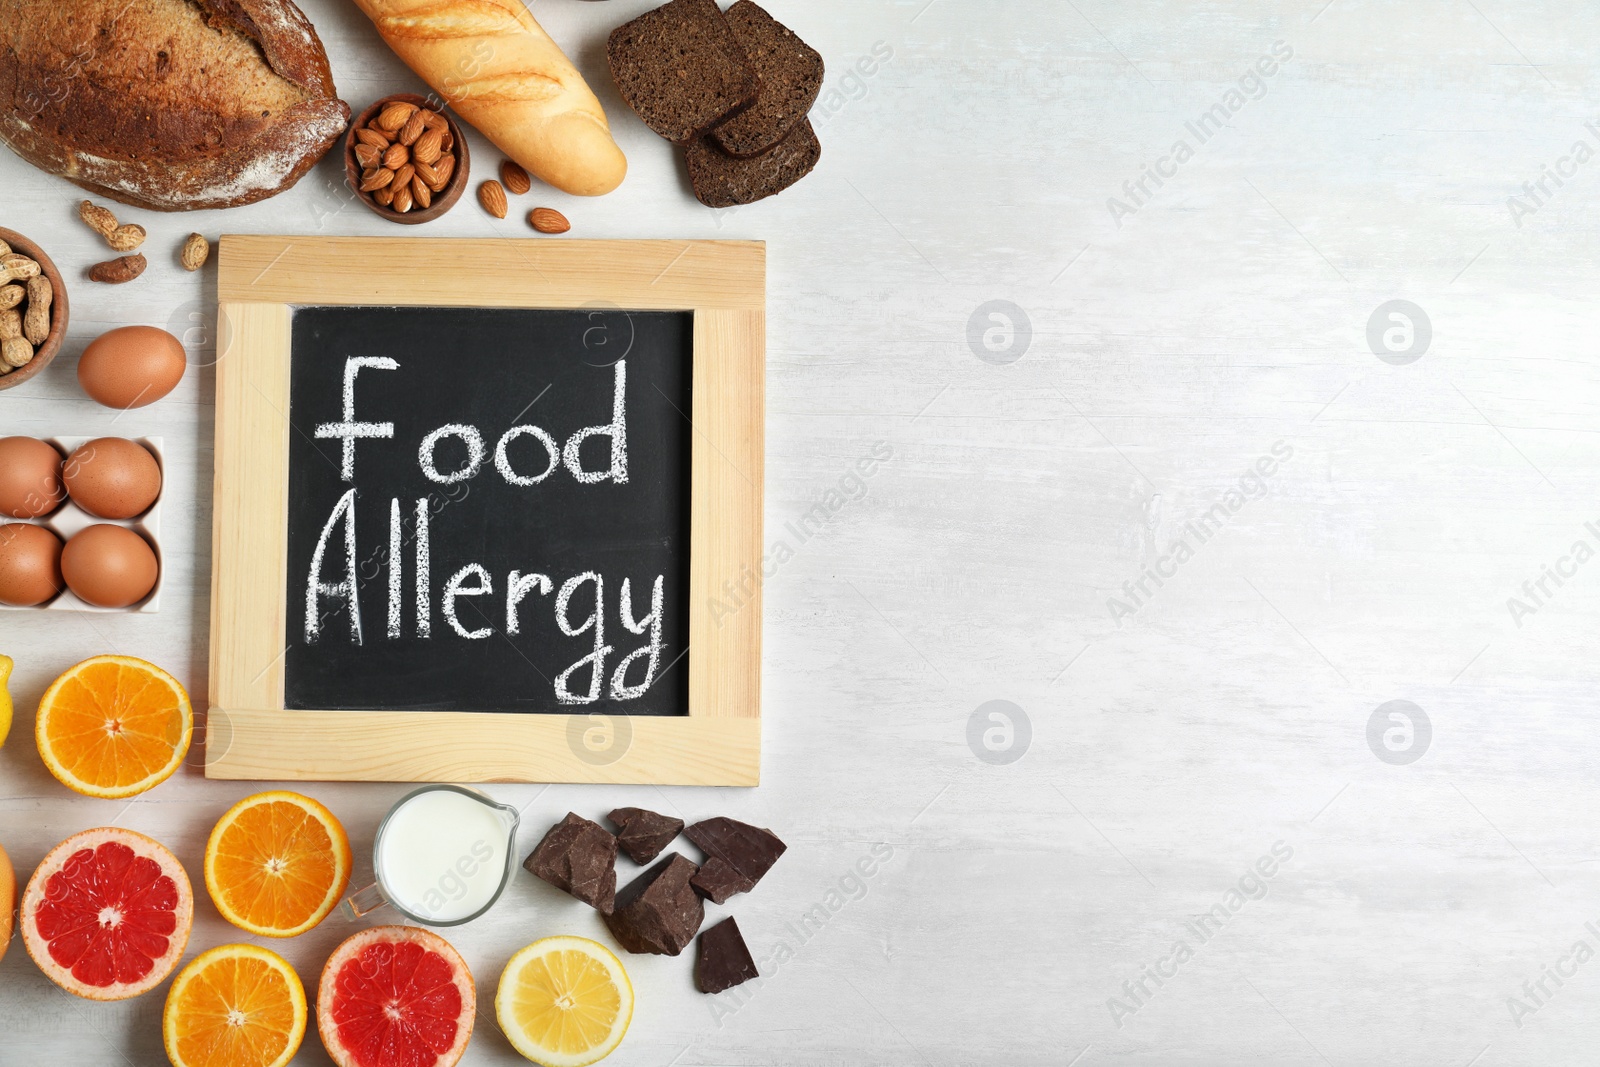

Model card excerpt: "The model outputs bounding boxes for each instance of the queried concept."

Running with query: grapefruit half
[21,827,194,1000]
[317,925,475,1067]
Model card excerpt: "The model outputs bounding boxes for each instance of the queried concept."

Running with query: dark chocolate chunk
[711,2,825,159]
[607,0,758,146]
[608,806,685,865]
[603,853,704,956]
[690,856,756,904]
[523,812,618,914]
[696,917,760,994]
[684,816,786,897]
[685,120,821,208]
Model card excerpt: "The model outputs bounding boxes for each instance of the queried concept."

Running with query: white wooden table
[4,1,1598,1063]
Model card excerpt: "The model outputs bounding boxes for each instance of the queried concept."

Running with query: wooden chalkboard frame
[208,236,763,785]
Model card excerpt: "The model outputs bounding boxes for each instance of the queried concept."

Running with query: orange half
[164,943,307,1067]
[35,655,192,798]
[205,791,352,938]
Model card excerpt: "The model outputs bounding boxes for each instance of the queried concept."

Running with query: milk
[375,788,513,924]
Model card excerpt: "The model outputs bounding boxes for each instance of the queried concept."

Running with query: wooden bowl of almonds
[344,94,471,224]
[0,228,68,391]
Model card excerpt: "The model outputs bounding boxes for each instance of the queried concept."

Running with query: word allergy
[302,356,665,706]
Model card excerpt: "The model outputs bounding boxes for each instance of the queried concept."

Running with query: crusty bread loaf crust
[349,0,627,197]
[0,0,349,211]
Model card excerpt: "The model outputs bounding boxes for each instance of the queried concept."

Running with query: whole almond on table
[181,233,210,272]
[500,160,532,195]
[529,207,570,234]
[89,254,147,284]
[479,180,508,219]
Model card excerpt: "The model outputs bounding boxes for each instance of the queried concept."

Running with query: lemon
[0,654,12,748]
[496,936,633,1067]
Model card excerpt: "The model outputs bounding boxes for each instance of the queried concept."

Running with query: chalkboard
[283,305,694,716]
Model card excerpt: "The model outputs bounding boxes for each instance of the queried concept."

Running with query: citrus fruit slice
[21,826,194,1000]
[0,653,14,747]
[36,655,192,798]
[0,840,14,963]
[204,791,352,938]
[496,936,633,1067]
[163,944,307,1067]
[317,926,475,1067]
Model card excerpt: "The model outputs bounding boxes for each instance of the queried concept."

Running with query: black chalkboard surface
[283,306,693,716]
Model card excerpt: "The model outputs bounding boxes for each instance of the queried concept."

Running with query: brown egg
[63,438,162,520]
[77,326,187,409]
[0,437,65,517]
[61,524,158,608]
[0,523,64,606]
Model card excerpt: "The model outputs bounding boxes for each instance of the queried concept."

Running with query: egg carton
[0,436,163,613]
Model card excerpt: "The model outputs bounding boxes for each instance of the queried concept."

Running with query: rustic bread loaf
[0,0,349,211]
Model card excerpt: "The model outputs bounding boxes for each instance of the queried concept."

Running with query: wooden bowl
[0,228,68,391]
[344,94,471,225]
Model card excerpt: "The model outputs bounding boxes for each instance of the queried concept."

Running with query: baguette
[348,0,627,197]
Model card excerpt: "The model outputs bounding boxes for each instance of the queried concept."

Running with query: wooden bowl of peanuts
[344,94,471,225]
[0,228,68,391]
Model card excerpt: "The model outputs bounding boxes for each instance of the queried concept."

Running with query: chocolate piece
[607,0,758,146]
[685,120,821,208]
[608,806,685,865]
[603,853,703,956]
[711,2,826,159]
[696,917,759,994]
[684,816,786,897]
[523,812,618,914]
[690,856,755,904]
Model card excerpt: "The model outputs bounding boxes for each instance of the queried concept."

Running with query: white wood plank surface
[4,0,1599,1063]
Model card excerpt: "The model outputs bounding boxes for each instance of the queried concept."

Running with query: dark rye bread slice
[607,0,758,146]
[710,2,825,159]
[685,118,820,207]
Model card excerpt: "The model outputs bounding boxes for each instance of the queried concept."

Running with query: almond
[479,180,508,219]
[354,142,381,170]
[413,160,444,190]
[412,176,432,210]
[398,109,427,146]
[360,168,395,193]
[528,207,571,235]
[412,128,443,166]
[356,127,391,149]
[373,186,396,207]
[392,183,414,214]
[382,143,409,171]
[377,101,416,132]
[500,160,532,196]
[432,153,456,189]
[421,109,448,131]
